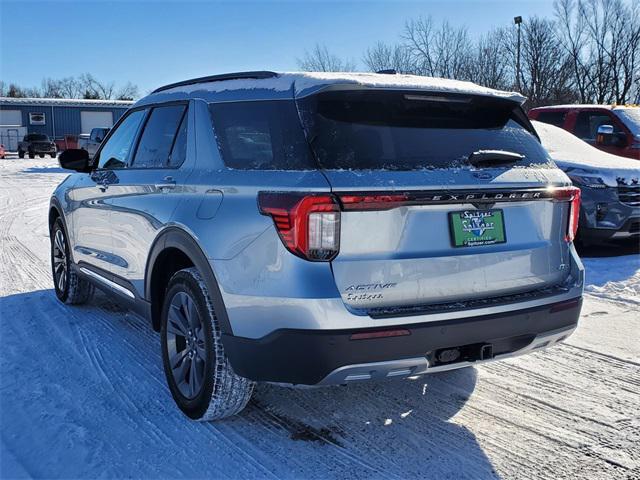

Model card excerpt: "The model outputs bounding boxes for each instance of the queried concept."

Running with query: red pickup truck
[528,105,640,160]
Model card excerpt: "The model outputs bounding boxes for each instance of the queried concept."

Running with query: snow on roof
[532,120,640,185]
[0,97,134,108]
[532,103,640,111]
[159,71,526,103]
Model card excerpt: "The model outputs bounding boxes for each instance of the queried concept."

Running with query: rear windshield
[209,100,315,170]
[297,90,551,170]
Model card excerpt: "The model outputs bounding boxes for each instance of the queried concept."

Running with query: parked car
[54,134,80,153]
[0,144,5,159]
[18,133,57,158]
[50,71,584,421]
[533,120,640,244]
[78,127,110,159]
[529,104,640,160]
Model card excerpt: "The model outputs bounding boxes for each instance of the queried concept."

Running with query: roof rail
[152,71,279,93]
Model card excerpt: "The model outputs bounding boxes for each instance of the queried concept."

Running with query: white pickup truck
[77,127,110,159]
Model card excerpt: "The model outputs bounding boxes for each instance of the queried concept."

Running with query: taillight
[339,193,410,211]
[258,192,340,261]
[553,186,581,242]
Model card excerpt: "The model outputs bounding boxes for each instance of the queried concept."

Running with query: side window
[209,100,314,170]
[131,105,186,169]
[536,110,566,127]
[574,112,618,140]
[168,111,188,168]
[97,109,146,169]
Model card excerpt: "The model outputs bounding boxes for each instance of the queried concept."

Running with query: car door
[68,109,147,276]
[573,109,627,155]
[105,102,192,296]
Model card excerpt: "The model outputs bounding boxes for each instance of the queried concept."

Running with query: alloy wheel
[52,229,67,293]
[166,291,207,399]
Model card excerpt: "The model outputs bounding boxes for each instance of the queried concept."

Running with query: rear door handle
[155,176,176,191]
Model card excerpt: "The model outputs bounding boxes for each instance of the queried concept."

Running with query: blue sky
[1,0,555,96]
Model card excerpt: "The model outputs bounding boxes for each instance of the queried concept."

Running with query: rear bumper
[222,296,582,385]
[28,146,56,153]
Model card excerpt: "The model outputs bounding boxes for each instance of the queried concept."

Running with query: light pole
[514,16,522,92]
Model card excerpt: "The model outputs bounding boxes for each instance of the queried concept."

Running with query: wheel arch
[145,227,233,335]
[48,200,63,233]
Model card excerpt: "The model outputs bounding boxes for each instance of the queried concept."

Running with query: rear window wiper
[467,150,525,167]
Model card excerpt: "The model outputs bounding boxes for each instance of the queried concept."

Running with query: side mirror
[597,125,614,136]
[596,125,627,147]
[59,149,91,172]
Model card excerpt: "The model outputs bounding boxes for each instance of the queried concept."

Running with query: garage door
[0,110,22,126]
[80,111,114,134]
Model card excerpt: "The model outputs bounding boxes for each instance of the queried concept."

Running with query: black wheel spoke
[166,290,207,399]
[52,228,68,293]
[168,306,189,337]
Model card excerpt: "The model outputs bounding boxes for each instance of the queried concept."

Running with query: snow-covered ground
[1,156,638,479]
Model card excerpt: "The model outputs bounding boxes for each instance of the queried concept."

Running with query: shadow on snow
[0,288,496,479]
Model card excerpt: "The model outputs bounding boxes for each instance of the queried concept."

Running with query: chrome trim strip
[79,267,135,299]
[316,326,576,386]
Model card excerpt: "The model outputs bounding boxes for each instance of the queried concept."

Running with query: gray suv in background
[50,71,585,421]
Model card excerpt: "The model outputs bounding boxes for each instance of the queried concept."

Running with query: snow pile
[533,120,640,186]
[582,254,640,306]
[160,71,525,103]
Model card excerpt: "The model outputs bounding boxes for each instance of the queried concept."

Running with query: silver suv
[50,71,585,421]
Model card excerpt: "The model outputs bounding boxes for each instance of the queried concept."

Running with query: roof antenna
[376,69,397,75]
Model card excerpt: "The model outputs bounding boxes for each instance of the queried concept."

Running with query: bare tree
[1,75,139,100]
[555,0,640,104]
[555,0,592,102]
[116,81,139,101]
[464,28,511,89]
[41,78,65,98]
[297,44,356,72]
[58,77,83,99]
[402,16,472,79]
[363,42,415,73]
[504,17,575,106]
[79,73,116,99]
[601,0,640,103]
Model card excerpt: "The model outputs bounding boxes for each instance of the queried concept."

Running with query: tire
[18,150,24,158]
[50,152,57,158]
[39,154,44,158]
[51,218,94,304]
[28,152,35,159]
[161,267,254,421]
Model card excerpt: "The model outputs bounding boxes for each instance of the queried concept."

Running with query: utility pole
[514,16,522,92]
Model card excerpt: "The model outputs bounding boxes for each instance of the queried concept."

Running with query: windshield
[297,90,551,170]
[614,108,640,137]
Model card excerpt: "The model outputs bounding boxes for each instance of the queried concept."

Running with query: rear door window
[168,112,188,168]
[535,110,567,127]
[131,104,187,168]
[209,101,315,170]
